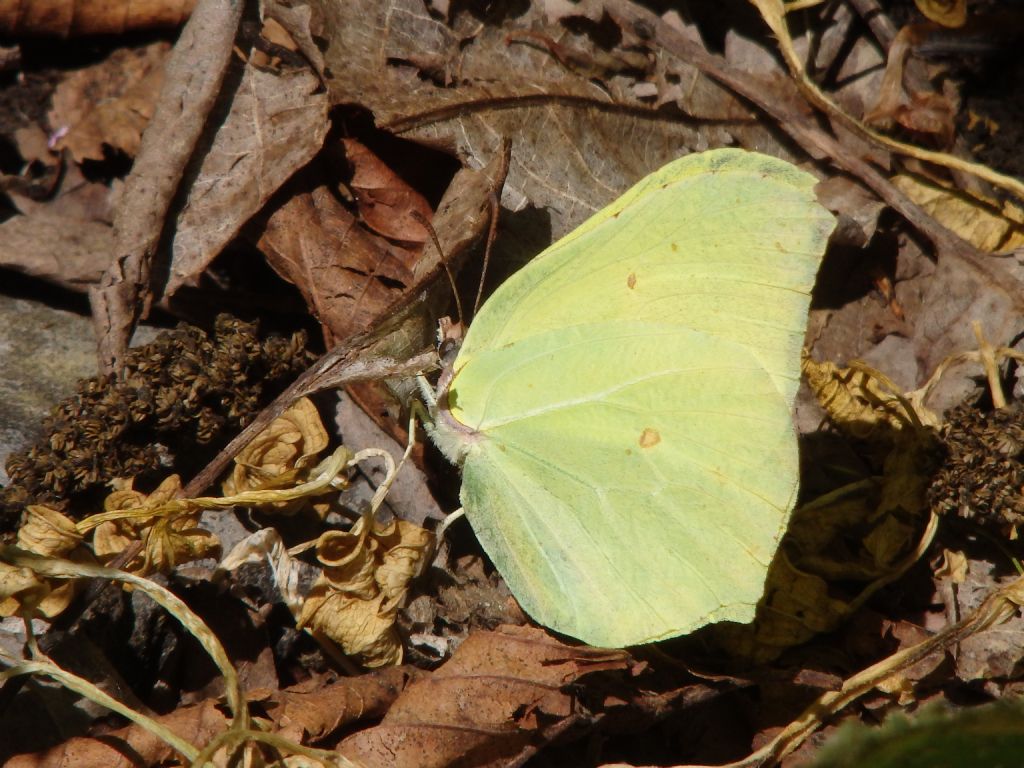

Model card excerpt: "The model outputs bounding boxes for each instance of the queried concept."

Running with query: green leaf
[809,699,1024,768]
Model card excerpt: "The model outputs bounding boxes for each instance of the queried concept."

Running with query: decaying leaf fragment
[92,474,220,576]
[48,42,170,163]
[222,396,331,515]
[0,505,86,618]
[892,173,1024,254]
[915,0,967,27]
[803,354,932,435]
[299,515,433,668]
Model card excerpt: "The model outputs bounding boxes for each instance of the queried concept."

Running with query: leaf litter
[1,0,1024,765]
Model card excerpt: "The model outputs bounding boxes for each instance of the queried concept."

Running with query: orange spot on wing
[639,428,661,448]
[627,272,637,290]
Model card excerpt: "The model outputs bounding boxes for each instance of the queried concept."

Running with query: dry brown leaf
[310,0,781,249]
[0,505,85,618]
[815,174,887,249]
[0,0,194,36]
[3,697,224,768]
[864,23,957,145]
[338,624,630,768]
[263,666,424,744]
[91,0,244,373]
[93,474,220,576]
[4,667,418,768]
[0,162,115,291]
[222,396,329,515]
[181,138,510,498]
[342,138,431,244]
[257,159,419,343]
[48,43,170,162]
[165,61,329,297]
[298,516,433,668]
[263,0,326,79]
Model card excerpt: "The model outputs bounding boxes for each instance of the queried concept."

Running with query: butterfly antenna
[413,209,464,329]
[472,191,501,320]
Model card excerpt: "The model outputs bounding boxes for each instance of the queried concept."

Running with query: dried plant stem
[0,548,246,731]
[684,575,1024,768]
[76,445,355,534]
[757,0,1024,202]
[972,321,1007,409]
[910,339,1024,413]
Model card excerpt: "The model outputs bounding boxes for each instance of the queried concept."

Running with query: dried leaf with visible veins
[167,61,329,297]
[339,624,631,768]
[342,138,432,243]
[257,156,420,344]
[3,666,419,768]
[0,0,194,36]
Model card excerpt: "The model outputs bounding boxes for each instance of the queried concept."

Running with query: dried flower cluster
[929,399,1024,537]
[1,315,312,533]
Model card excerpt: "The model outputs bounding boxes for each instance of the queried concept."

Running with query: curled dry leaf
[0,505,85,618]
[802,355,926,437]
[299,516,433,668]
[915,0,967,27]
[222,396,330,515]
[93,474,220,576]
